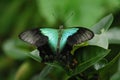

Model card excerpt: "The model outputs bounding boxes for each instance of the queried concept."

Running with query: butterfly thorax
[56,25,64,54]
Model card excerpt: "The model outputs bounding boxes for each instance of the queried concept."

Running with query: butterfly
[19,26,94,69]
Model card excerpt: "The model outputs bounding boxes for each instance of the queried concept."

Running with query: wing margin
[19,28,48,47]
[67,27,94,46]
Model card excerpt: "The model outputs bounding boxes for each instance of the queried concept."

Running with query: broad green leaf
[88,14,114,49]
[88,33,109,49]
[28,49,42,63]
[70,46,110,76]
[3,39,28,60]
[110,71,120,80]
[36,65,53,80]
[91,14,113,34]
[110,59,120,80]
[94,58,108,70]
[33,66,53,80]
[31,64,68,80]
[99,52,120,80]
[107,27,120,44]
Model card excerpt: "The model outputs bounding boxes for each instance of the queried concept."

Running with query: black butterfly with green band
[19,26,94,69]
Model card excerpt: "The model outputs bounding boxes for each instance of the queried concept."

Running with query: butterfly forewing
[19,29,48,47]
[60,28,79,51]
[40,28,59,53]
[67,27,94,46]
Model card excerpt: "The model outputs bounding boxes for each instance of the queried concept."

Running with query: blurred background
[0,0,120,80]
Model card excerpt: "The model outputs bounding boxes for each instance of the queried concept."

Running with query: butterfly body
[19,26,94,68]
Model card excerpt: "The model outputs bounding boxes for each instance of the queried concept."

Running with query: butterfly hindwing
[19,28,48,47]
[67,27,94,46]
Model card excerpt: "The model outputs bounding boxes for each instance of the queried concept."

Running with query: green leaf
[88,33,109,49]
[28,49,42,63]
[110,71,120,80]
[94,58,108,70]
[71,46,110,76]
[38,65,53,80]
[107,27,120,44]
[31,65,53,80]
[91,14,113,34]
[111,60,120,80]
[3,39,28,60]
[99,52,120,80]
[88,14,114,49]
